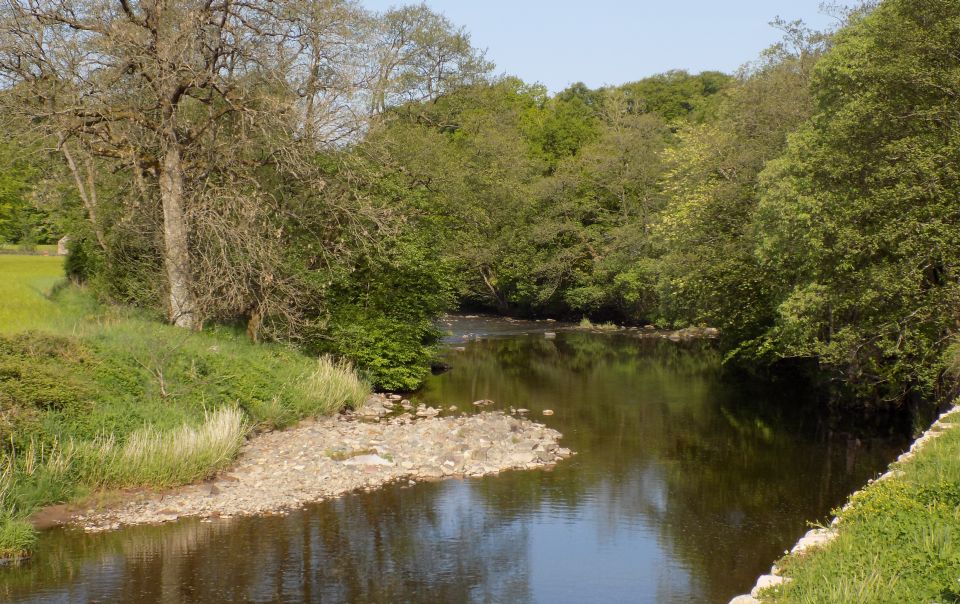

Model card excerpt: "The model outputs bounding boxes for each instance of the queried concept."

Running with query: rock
[418,466,444,479]
[342,454,394,467]
[472,399,495,407]
[57,235,70,256]
[542,409,554,416]
[751,574,784,597]
[728,596,760,604]
[791,528,835,554]
[69,407,572,531]
[447,405,458,411]
[544,332,556,339]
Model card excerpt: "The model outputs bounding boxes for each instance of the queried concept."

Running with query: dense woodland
[0,0,958,404]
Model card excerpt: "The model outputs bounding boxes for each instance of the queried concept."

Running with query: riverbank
[0,255,368,561]
[730,405,960,603]
[60,398,571,531]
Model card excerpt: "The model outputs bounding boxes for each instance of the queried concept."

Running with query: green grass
[0,255,370,561]
[0,256,67,332]
[763,409,960,603]
[578,317,620,331]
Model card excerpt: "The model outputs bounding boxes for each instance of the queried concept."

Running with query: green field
[0,255,68,332]
[0,255,368,561]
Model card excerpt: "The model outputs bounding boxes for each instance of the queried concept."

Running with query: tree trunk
[60,142,108,252]
[159,141,197,329]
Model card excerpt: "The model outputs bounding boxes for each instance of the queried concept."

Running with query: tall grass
[0,514,35,560]
[74,407,247,488]
[294,356,369,415]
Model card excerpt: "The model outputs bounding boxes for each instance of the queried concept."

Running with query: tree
[655,21,826,341]
[0,0,368,328]
[755,0,960,401]
[368,3,492,115]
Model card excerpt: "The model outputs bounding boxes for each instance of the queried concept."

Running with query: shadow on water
[1,325,910,604]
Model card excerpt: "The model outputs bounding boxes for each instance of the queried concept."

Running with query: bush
[325,313,438,391]
[0,514,36,560]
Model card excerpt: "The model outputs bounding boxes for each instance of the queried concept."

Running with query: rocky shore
[728,405,960,603]
[69,396,572,532]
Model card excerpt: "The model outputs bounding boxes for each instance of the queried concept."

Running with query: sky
[360,0,840,93]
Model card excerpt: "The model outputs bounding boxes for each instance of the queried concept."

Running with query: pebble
[71,398,572,532]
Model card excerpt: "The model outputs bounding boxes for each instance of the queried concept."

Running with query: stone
[728,596,760,604]
[472,399,495,407]
[69,408,572,531]
[342,454,394,467]
[56,235,70,256]
[751,574,783,597]
[542,409,554,416]
[791,528,835,554]
[419,466,444,479]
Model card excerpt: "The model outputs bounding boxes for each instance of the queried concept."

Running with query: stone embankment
[71,395,572,532]
[728,405,960,603]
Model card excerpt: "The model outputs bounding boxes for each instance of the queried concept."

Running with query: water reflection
[1,330,907,603]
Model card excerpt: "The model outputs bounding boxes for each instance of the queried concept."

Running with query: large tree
[0,0,368,328]
[756,0,960,401]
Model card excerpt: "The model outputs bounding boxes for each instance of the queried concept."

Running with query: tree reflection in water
[1,330,908,604]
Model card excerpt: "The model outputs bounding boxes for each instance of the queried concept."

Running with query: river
[0,316,908,603]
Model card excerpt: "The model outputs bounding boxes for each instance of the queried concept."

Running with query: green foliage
[319,229,456,390]
[617,70,733,124]
[768,411,960,603]
[754,0,960,401]
[655,28,823,342]
[0,137,51,245]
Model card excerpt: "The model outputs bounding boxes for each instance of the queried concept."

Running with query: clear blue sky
[360,0,839,92]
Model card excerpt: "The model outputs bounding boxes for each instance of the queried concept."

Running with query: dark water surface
[1,318,909,603]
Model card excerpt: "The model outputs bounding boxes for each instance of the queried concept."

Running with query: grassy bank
[0,255,369,561]
[761,408,960,603]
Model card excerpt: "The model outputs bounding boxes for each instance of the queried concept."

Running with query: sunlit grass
[0,255,66,333]
[766,409,960,603]
[579,317,620,331]
[74,407,248,488]
[0,243,57,254]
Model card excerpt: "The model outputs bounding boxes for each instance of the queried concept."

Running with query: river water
[1,317,908,603]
